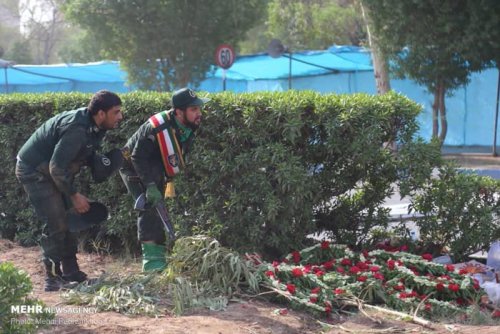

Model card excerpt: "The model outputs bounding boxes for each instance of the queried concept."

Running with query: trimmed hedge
[2,91,496,259]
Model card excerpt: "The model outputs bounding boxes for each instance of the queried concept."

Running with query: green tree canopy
[362,0,499,144]
[5,39,33,64]
[267,0,365,51]
[62,0,266,90]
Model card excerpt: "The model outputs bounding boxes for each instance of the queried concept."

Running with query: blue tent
[199,46,374,93]
[0,61,132,93]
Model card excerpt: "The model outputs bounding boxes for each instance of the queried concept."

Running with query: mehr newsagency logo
[11,304,98,314]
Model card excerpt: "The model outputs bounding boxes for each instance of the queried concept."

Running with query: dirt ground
[1,238,500,334]
[2,153,500,334]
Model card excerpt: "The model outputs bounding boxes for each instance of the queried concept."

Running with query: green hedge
[2,91,496,259]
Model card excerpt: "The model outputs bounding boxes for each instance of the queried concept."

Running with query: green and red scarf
[149,111,185,177]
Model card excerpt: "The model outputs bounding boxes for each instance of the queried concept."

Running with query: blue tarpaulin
[0,61,131,93]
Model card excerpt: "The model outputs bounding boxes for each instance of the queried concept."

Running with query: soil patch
[2,239,500,333]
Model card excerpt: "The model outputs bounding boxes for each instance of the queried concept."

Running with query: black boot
[61,256,88,283]
[43,259,65,292]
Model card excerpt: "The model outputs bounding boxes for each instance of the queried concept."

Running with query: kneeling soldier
[15,90,124,291]
[120,88,208,271]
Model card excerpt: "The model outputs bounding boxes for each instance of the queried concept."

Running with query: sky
[19,0,56,35]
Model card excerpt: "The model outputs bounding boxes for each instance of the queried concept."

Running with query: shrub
[410,165,500,261]
[0,262,53,333]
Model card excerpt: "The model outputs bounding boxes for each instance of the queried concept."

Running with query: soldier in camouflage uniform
[15,90,123,291]
[120,88,208,272]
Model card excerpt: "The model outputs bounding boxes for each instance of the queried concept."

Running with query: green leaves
[0,262,54,333]
[410,165,500,261]
[363,0,500,91]
[62,0,267,89]
[267,0,366,50]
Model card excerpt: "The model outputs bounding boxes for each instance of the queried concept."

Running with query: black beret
[91,148,124,183]
[67,201,108,232]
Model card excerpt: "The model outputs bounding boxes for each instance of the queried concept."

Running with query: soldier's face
[99,105,123,129]
[182,106,202,130]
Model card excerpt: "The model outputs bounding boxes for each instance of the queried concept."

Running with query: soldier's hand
[146,183,162,207]
[71,193,90,214]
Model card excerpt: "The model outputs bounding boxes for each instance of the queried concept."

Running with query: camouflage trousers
[15,159,77,263]
[119,166,167,245]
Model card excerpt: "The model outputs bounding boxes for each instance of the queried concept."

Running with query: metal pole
[493,68,500,156]
[222,68,226,91]
[288,52,292,90]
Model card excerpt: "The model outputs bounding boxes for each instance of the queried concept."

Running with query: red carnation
[373,272,385,281]
[370,265,380,272]
[425,303,432,311]
[334,288,345,295]
[324,305,332,314]
[336,266,345,274]
[445,264,455,272]
[473,278,480,290]
[265,270,275,278]
[320,241,330,249]
[291,251,301,264]
[315,270,324,277]
[393,284,404,291]
[448,283,460,292]
[311,287,321,294]
[421,253,433,261]
[310,297,318,303]
[291,267,303,277]
[286,284,296,294]
[387,259,396,270]
[400,245,409,252]
[323,260,334,270]
[349,266,361,274]
[272,261,280,267]
[436,283,445,291]
[356,262,368,270]
[357,275,368,282]
[340,258,352,266]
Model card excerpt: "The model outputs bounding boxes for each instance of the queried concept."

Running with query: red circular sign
[215,44,235,69]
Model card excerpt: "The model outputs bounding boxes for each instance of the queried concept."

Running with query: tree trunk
[432,87,440,139]
[438,80,447,144]
[360,2,391,94]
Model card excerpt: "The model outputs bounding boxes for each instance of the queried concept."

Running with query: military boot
[141,243,167,272]
[43,259,65,292]
[61,256,88,283]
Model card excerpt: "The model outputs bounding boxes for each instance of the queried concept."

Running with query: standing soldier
[15,90,124,291]
[120,88,209,271]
